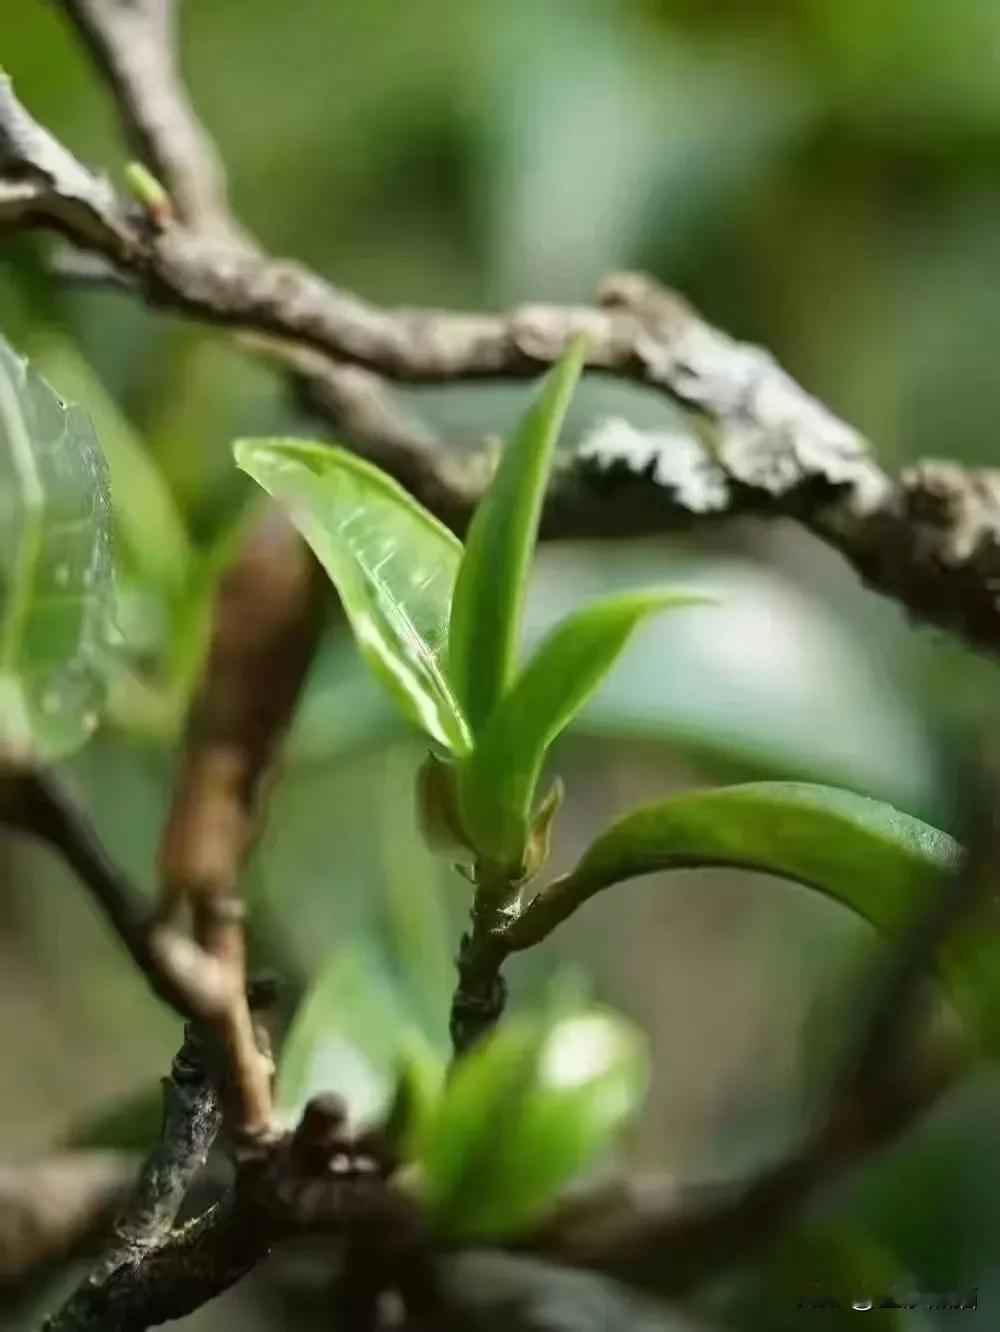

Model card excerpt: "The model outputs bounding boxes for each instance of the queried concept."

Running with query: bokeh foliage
[2,0,1000,1325]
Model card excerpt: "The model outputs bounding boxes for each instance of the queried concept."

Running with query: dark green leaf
[514,783,1000,1049]
[418,1008,647,1240]
[448,341,585,733]
[0,335,114,764]
[458,590,705,870]
[234,439,469,752]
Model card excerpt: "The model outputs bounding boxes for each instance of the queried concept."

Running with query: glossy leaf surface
[513,783,1000,1049]
[447,341,585,732]
[235,439,469,752]
[458,590,705,869]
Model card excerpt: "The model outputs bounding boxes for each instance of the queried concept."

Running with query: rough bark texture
[1,2,996,1328]
[3,70,1000,653]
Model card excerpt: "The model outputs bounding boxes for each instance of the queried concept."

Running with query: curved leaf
[418,1008,647,1240]
[511,783,999,1047]
[458,589,706,870]
[448,340,585,733]
[234,439,470,753]
[0,335,114,764]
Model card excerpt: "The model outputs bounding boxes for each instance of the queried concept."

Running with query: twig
[157,508,326,1140]
[43,1095,418,1332]
[113,1029,221,1250]
[45,1031,221,1330]
[58,0,239,240]
[7,1,1000,1324]
[3,70,1000,652]
[0,770,213,1020]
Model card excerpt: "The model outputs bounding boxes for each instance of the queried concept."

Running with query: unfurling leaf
[0,335,114,765]
[416,750,473,859]
[448,340,586,733]
[417,1007,647,1240]
[522,777,564,882]
[234,439,470,753]
[457,590,707,871]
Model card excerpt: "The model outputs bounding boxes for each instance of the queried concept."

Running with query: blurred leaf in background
[0,335,114,763]
[3,0,1000,1325]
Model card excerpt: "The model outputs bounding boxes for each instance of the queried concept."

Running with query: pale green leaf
[418,1008,647,1240]
[234,439,470,753]
[448,341,586,733]
[458,589,707,870]
[30,336,191,596]
[0,335,114,764]
[277,945,442,1127]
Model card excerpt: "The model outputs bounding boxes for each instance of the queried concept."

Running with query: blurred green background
[2,0,1000,1325]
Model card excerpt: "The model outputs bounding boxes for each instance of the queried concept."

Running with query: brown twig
[2,66,1000,651]
[5,2,1000,1325]
[43,1094,420,1332]
[58,0,239,240]
[45,1030,221,1330]
[0,770,216,1020]
[157,509,326,1140]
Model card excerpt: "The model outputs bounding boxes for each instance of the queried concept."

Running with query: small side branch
[58,0,239,239]
[45,1031,220,1331]
[156,509,326,1139]
[43,1094,419,1332]
[3,72,1000,654]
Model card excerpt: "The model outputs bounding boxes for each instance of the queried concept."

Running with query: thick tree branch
[45,1031,221,1330]
[7,4,1000,1325]
[3,72,1000,651]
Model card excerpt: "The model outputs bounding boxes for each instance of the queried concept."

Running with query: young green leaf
[31,335,192,597]
[277,945,442,1127]
[448,340,586,732]
[457,589,707,871]
[234,439,470,753]
[512,782,1000,1050]
[0,335,114,764]
[418,1008,647,1240]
